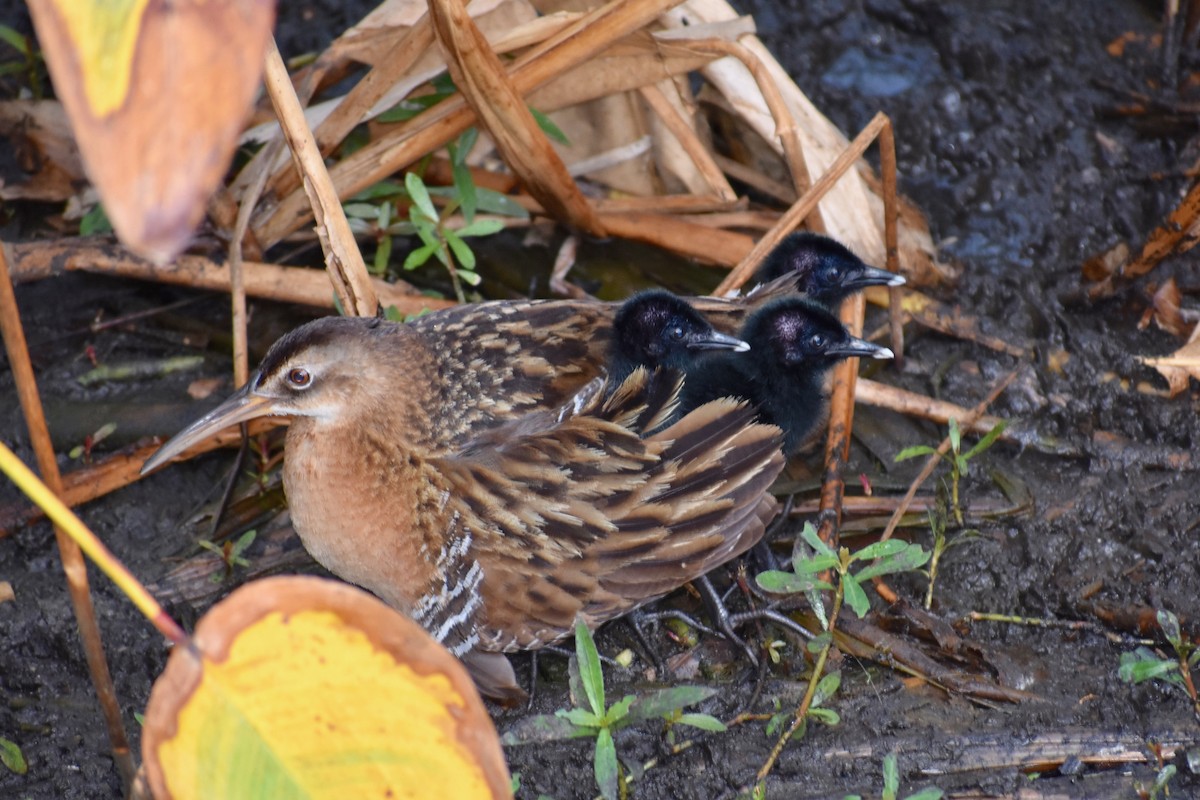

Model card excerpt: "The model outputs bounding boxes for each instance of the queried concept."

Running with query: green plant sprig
[501,618,726,800]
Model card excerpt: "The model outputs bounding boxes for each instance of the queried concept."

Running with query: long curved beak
[688,330,750,352]
[845,264,906,290]
[828,337,894,360]
[140,382,275,475]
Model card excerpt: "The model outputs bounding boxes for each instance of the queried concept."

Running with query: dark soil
[4,1,1200,798]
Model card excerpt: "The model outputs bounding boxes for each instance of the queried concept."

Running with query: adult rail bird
[143,316,785,701]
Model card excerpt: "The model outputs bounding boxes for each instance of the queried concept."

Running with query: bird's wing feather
[430,369,784,650]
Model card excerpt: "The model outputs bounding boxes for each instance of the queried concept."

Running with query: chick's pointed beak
[845,264,906,290]
[687,330,751,352]
[828,337,895,360]
[140,382,274,475]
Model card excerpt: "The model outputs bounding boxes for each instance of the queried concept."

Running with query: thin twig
[715,112,892,295]
[262,37,379,317]
[0,244,136,788]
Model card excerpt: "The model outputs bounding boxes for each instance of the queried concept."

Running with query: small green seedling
[1119,609,1200,718]
[197,529,256,582]
[757,523,930,626]
[0,24,45,98]
[765,671,841,739]
[69,422,117,463]
[502,618,725,800]
[843,752,943,800]
[895,419,1007,525]
[0,735,27,775]
[1134,762,1176,800]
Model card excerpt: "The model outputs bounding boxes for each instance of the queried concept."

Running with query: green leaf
[475,187,530,218]
[851,539,909,562]
[575,618,606,717]
[0,736,26,775]
[800,522,836,559]
[808,587,830,631]
[79,203,112,236]
[376,92,448,122]
[342,202,379,219]
[882,752,900,799]
[854,545,931,582]
[904,789,944,800]
[456,268,483,287]
[443,229,476,270]
[962,420,1008,461]
[756,569,826,595]
[894,445,937,462]
[457,218,506,238]
[594,728,619,800]
[405,172,439,222]
[793,554,840,574]
[501,713,590,745]
[403,241,439,270]
[603,694,635,728]
[559,707,603,728]
[948,418,961,453]
[812,671,841,707]
[529,106,570,145]
[1158,609,1183,649]
[807,632,832,653]
[624,686,717,725]
[842,574,871,618]
[764,710,788,737]
[675,713,726,732]
[807,706,840,726]
[0,25,29,55]
[373,234,392,275]
[230,529,257,560]
[351,180,406,201]
[1118,650,1179,684]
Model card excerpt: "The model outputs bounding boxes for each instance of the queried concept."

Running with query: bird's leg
[526,651,540,709]
[621,610,671,680]
[693,574,760,666]
[725,606,817,643]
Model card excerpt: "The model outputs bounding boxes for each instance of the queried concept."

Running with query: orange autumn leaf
[26,0,274,261]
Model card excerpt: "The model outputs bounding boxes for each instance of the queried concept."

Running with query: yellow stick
[0,443,188,645]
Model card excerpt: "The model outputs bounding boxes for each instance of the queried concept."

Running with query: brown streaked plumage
[142,316,785,700]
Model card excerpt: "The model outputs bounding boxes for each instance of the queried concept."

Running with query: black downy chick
[753,232,905,309]
[608,290,749,389]
[681,297,893,455]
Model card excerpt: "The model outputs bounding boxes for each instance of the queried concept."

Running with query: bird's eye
[286,367,313,389]
[809,333,827,350]
[669,326,686,341]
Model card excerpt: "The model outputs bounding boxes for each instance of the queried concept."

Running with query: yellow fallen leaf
[143,576,511,800]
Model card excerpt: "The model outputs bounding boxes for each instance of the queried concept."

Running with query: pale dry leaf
[1139,336,1200,397]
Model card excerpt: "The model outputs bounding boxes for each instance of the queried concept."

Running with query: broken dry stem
[263,37,378,317]
[253,0,687,249]
[3,240,449,314]
[0,246,135,787]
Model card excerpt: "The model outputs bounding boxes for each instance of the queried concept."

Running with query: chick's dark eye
[287,367,312,388]
[809,334,827,350]
[669,326,686,341]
